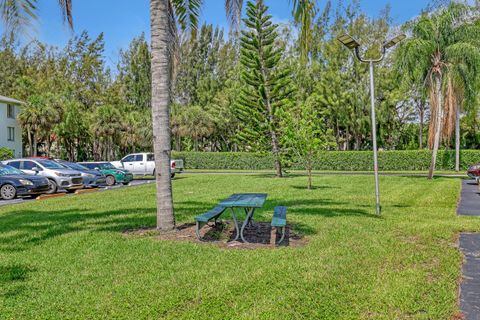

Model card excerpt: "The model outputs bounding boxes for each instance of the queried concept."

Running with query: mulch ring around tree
[123,221,307,249]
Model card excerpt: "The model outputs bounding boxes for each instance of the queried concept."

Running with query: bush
[173,152,274,170]
[0,147,13,161]
[172,150,480,171]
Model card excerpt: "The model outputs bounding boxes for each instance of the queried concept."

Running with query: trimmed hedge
[172,150,480,171]
[173,152,274,170]
[0,147,13,161]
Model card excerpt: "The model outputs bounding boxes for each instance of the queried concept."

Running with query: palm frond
[442,76,456,142]
[57,0,73,29]
[225,0,243,31]
[0,0,37,32]
[290,0,317,61]
[170,0,203,37]
[395,38,435,86]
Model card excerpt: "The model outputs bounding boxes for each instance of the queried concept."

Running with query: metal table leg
[244,208,253,226]
[240,207,255,243]
[230,207,240,241]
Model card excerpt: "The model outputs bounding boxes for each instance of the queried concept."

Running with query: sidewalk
[459,233,480,320]
[457,180,480,216]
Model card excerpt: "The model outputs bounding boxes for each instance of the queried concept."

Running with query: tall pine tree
[236,0,293,177]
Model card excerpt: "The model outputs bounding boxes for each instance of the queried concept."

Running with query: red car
[467,164,480,180]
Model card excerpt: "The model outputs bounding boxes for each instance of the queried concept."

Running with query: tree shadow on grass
[0,207,156,253]
[253,174,299,179]
[0,264,32,283]
[290,185,340,190]
[0,264,33,298]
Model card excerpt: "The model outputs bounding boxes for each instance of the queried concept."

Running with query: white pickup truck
[111,153,181,178]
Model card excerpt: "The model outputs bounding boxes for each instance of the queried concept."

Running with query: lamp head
[337,34,360,50]
[383,34,406,50]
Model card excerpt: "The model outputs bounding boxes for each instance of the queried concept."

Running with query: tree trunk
[335,120,340,150]
[27,128,33,156]
[46,136,51,157]
[270,128,283,177]
[345,128,350,151]
[354,134,361,151]
[32,134,38,156]
[428,75,444,180]
[307,155,312,190]
[455,107,460,172]
[175,134,181,151]
[419,99,424,149]
[150,0,175,230]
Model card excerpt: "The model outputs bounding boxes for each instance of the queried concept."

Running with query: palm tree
[18,94,60,156]
[2,0,318,231]
[396,3,480,179]
[91,104,123,160]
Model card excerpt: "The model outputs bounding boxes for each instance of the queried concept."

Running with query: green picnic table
[195,193,288,244]
[219,193,268,243]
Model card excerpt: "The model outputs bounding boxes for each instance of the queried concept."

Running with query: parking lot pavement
[457,180,480,216]
[0,179,155,208]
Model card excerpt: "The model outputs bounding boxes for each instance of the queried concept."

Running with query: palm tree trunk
[150,0,175,230]
[419,100,424,149]
[33,134,38,156]
[428,75,444,180]
[27,128,33,156]
[455,107,460,172]
[46,137,51,157]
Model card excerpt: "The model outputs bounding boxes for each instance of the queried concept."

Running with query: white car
[111,153,177,178]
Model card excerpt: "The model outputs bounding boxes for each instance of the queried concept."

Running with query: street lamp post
[338,34,406,216]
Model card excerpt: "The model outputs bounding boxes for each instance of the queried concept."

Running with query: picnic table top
[219,193,268,208]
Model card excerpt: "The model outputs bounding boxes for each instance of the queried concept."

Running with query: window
[7,104,15,118]
[7,127,14,141]
[122,155,135,162]
[134,155,143,162]
[147,154,155,161]
[22,161,38,170]
[7,161,21,169]
[37,160,63,169]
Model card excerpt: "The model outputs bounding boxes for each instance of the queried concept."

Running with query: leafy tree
[117,33,152,109]
[236,0,293,177]
[54,100,88,161]
[0,147,13,160]
[282,101,334,189]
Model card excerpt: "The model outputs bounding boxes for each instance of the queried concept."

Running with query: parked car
[110,153,179,178]
[0,164,50,200]
[2,158,84,194]
[467,164,480,182]
[78,162,133,186]
[55,160,107,188]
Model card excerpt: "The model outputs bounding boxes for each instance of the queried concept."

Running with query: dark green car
[78,162,133,186]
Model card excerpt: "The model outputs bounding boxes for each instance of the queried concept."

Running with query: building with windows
[0,95,23,158]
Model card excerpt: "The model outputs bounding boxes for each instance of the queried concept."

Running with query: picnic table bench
[271,206,287,244]
[194,206,226,239]
[194,194,288,244]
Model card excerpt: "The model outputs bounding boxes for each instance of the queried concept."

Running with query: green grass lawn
[1,174,479,319]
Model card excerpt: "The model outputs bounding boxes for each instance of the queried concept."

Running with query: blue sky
[1,0,433,69]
